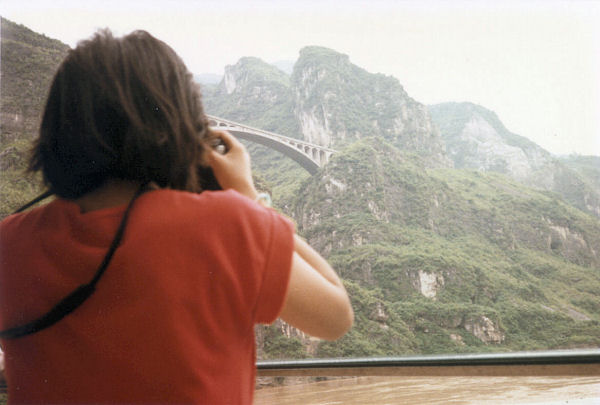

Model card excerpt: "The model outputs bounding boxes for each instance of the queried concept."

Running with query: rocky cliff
[204,46,451,167]
[206,56,300,137]
[290,47,450,168]
[429,102,600,217]
[203,57,308,202]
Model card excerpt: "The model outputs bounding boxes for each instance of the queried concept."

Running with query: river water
[254,376,600,404]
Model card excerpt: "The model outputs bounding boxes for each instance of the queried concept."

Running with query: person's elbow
[324,307,354,341]
[320,292,354,341]
[278,253,354,341]
[279,284,354,341]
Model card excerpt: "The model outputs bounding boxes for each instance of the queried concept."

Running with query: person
[0,29,353,404]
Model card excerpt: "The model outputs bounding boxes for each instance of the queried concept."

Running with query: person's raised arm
[208,130,353,341]
[280,236,353,340]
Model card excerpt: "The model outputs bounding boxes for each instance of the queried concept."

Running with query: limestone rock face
[429,103,551,176]
[457,115,544,180]
[545,220,598,266]
[205,48,453,172]
[202,57,303,145]
[221,57,285,102]
[290,46,451,167]
[464,316,505,344]
[206,57,295,128]
[417,270,445,299]
[450,334,465,345]
[429,102,600,218]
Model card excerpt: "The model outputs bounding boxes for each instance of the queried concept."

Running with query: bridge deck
[207,115,336,174]
[206,115,336,152]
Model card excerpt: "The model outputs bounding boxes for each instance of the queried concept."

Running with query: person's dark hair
[30,29,212,199]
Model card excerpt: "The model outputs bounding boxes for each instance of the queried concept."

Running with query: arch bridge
[207,115,336,175]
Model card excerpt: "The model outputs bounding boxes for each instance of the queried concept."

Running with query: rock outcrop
[429,102,600,218]
[464,316,505,344]
[291,46,451,167]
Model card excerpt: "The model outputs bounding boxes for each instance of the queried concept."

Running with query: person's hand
[207,130,258,199]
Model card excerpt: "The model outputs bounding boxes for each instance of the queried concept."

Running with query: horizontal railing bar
[1,350,598,393]
[257,349,600,370]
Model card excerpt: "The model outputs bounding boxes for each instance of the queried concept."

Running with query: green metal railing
[256,349,600,377]
[1,349,598,394]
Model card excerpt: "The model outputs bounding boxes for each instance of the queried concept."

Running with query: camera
[197,137,227,191]
[211,137,227,155]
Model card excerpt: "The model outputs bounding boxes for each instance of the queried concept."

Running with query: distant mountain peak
[429,102,600,216]
[220,56,290,95]
[299,45,349,57]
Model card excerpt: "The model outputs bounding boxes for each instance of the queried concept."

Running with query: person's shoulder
[146,188,248,206]
[140,188,258,218]
[1,199,58,226]
[0,199,61,239]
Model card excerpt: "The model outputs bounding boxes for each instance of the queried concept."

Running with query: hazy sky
[1,0,599,156]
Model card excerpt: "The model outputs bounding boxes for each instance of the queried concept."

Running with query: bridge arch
[207,115,335,175]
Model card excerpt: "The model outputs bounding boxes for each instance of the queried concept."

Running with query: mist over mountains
[2,17,599,359]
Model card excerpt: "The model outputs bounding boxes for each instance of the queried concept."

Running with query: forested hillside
[0,17,69,216]
[291,138,599,356]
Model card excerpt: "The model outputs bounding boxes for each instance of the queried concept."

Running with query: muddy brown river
[254,376,600,404]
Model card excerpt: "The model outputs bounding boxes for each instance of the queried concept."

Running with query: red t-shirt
[0,189,294,404]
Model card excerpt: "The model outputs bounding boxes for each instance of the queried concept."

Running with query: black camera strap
[13,190,54,214]
[0,184,148,340]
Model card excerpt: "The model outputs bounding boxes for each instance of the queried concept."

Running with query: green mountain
[204,48,600,358]
[205,56,299,136]
[3,20,599,359]
[1,17,69,144]
[202,56,308,203]
[429,102,600,218]
[202,46,451,206]
[290,46,449,167]
[0,17,69,216]
[291,138,599,356]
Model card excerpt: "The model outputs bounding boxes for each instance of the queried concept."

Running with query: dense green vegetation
[287,138,600,356]
[2,18,599,363]
[0,18,68,141]
[0,18,68,217]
